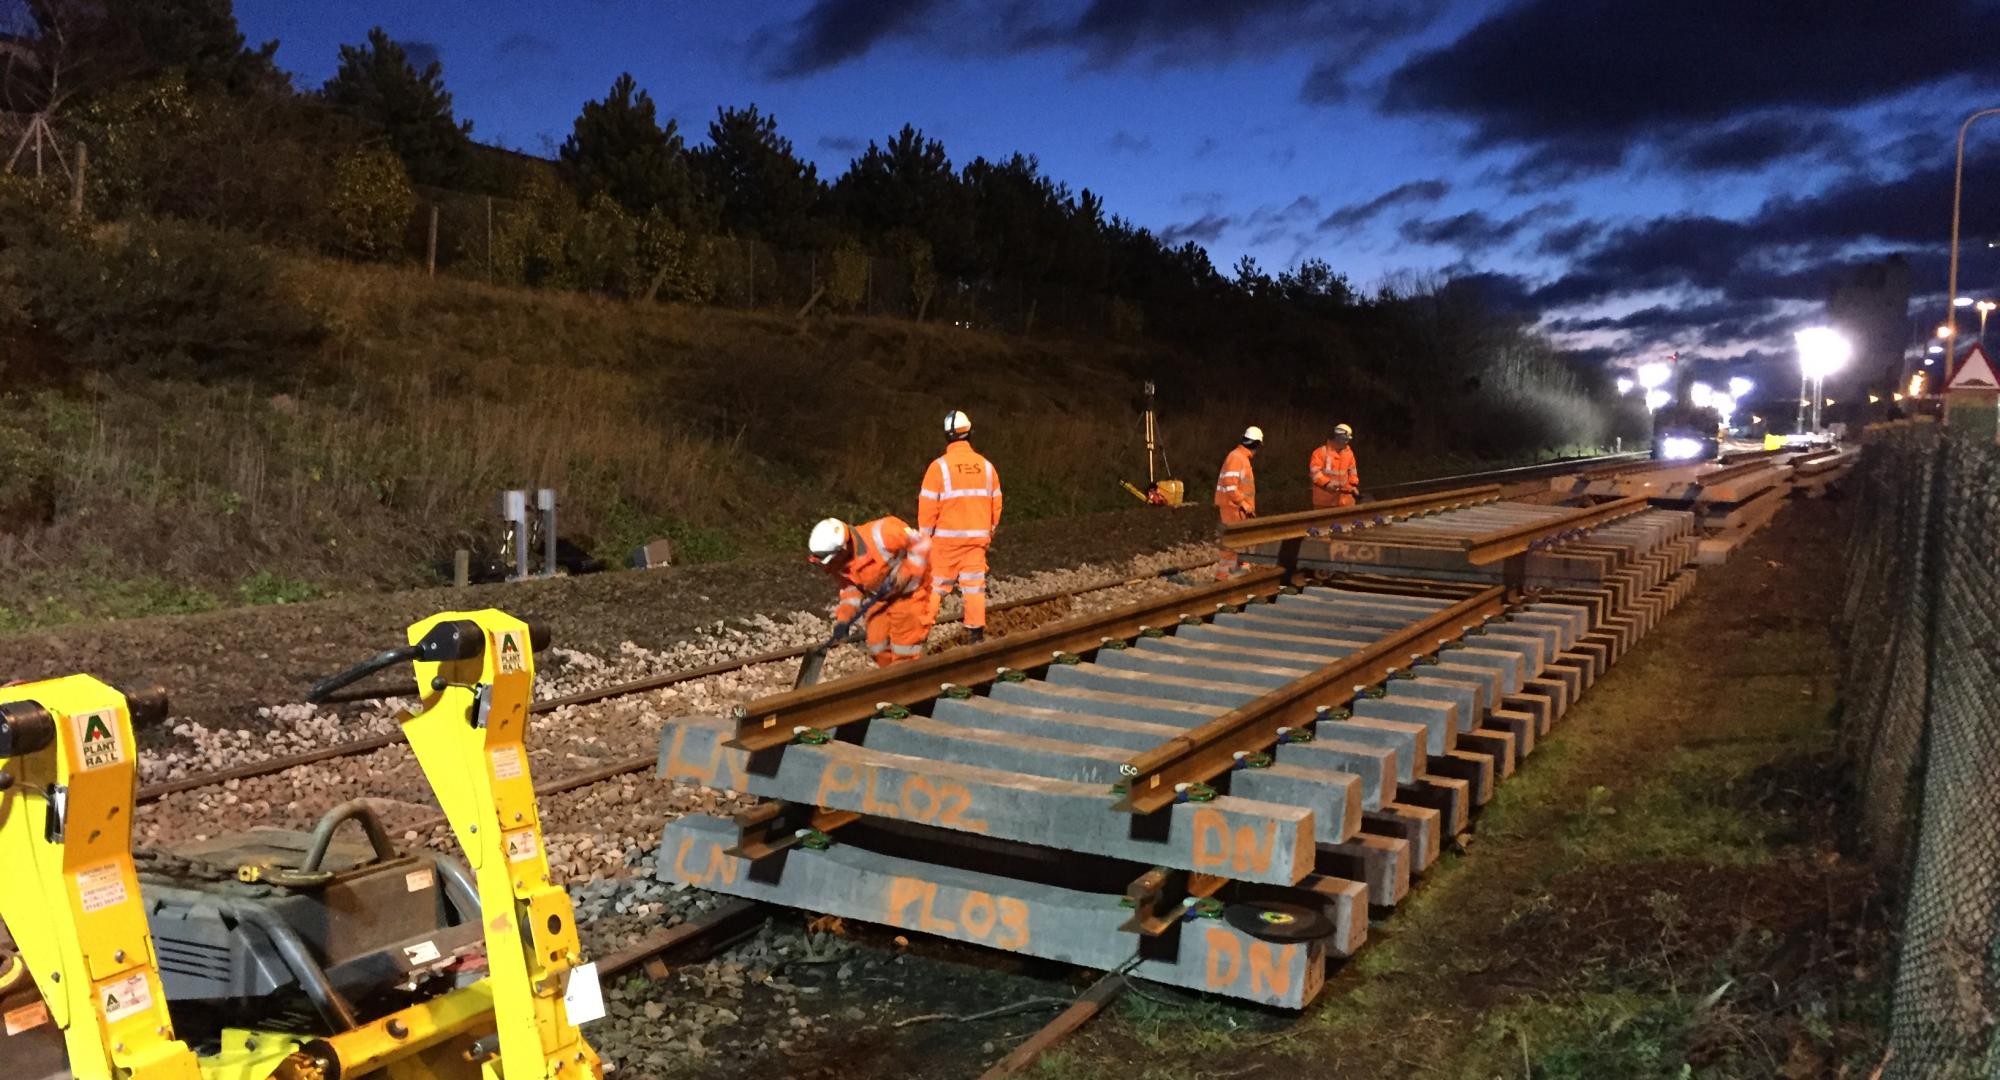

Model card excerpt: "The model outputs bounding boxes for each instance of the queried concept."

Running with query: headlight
[1661,436,1703,460]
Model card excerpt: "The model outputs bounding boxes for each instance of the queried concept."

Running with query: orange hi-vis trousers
[925,541,991,629]
[864,592,933,667]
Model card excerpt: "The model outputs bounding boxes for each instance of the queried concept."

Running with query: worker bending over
[808,516,935,666]
[920,410,1003,644]
[1214,425,1261,577]
[1310,423,1360,508]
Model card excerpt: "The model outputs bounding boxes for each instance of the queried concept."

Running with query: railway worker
[1309,423,1360,508]
[1214,426,1262,577]
[919,409,1003,644]
[807,515,935,667]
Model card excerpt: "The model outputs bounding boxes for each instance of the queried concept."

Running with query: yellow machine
[0,610,600,1079]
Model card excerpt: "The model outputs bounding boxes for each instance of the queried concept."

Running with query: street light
[1955,296,1977,306]
[1978,299,1996,343]
[1644,388,1670,411]
[1636,362,1671,390]
[1795,326,1851,432]
[1615,376,1635,395]
[1946,106,2000,384]
[1689,381,1714,408]
[1728,376,1753,398]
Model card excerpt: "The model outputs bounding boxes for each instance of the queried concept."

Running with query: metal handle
[298,800,400,872]
[307,645,421,703]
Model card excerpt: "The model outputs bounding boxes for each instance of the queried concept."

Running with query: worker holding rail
[1309,423,1360,508]
[807,516,936,666]
[919,410,1003,644]
[1214,426,1261,578]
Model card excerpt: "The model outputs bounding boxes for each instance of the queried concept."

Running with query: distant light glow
[1955,296,1977,307]
[1661,436,1704,460]
[1728,377,1753,397]
[1637,362,1671,390]
[1713,393,1737,419]
[1869,393,1881,403]
[1644,388,1670,411]
[1939,324,1954,338]
[1909,372,1926,397]
[1615,376,1635,395]
[1929,345,1944,354]
[1689,381,1714,407]
[1795,327,1852,379]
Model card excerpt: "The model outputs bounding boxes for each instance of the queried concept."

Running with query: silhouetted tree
[832,125,972,277]
[690,104,820,242]
[321,27,469,187]
[559,72,700,223]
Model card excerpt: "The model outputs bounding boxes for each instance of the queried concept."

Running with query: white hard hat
[944,410,973,437]
[807,518,850,565]
[1242,426,1265,443]
[1333,423,1354,439]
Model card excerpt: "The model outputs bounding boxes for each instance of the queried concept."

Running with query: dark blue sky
[234,0,2000,385]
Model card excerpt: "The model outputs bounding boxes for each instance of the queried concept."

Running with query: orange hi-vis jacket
[918,441,1003,544]
[832,516,932,624]
[1215,445,1256,515]
[1310,444,1359,504]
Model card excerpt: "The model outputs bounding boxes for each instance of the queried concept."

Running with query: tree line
[1,0,1635,456]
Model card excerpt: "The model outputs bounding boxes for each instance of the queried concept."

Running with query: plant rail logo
[73,709,124,770]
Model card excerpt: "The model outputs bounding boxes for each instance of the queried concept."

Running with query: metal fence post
[501,489,529,581]
[537,488,557,577]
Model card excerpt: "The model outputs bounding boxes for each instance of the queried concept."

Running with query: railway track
[134,448,1666,816]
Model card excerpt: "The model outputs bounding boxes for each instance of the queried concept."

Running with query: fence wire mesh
[1839,420,2000,1078]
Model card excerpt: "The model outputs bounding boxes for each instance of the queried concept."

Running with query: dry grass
[0,256,1615,629]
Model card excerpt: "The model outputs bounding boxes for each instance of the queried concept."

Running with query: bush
[4,218,322,375]
[327,148,417,259]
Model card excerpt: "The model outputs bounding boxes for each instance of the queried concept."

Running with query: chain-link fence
[1839,419,2000,1078]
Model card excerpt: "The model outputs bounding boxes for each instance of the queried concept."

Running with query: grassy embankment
[0,257,1604,632]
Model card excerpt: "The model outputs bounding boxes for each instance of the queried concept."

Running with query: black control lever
[306,619,510,703]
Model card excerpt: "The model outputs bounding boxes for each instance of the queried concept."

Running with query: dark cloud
[1444,271,1538,316]
[759,0,1439,78]
[761,0,948,78]
[496,33,557,58]
[1398,201,1571,251]
[1659,115,1857,174]
[816,134,864,154]
[1535,219,1603,258]
[1106,130,1153,154]
[1319,178,1450,231]
[1160,212,1232,246]
[1384,0,2000,179]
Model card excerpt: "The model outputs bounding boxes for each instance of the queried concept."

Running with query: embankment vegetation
[0,2,1643,629]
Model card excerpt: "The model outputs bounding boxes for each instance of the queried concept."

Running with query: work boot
[968,627,986,645]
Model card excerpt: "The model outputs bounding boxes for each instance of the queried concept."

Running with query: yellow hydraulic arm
[0,676,202,1079]
[397,610,600,1079]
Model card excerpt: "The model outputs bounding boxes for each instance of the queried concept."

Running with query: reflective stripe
[890,643,925,656]
[918,490,940,499]
[1220,471,1245,478]
[960,571,986,580]
[932,575,956,585]
[933,488,993,498]
[1216,483,1239,492]
[871,522,887,554]
[961,585,985,594]
[933,528,991,538]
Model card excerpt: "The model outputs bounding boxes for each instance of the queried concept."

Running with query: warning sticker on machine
[98,971,152,1023]
[503,827,539,863]
[76,862,129,912]
[497,630,526,674]
[490,745,524,781]
[404,867,435,893]
[403,939,442,966]
[4,1000,50,1036]
[563,961,606,1025]
[72,709,124,770]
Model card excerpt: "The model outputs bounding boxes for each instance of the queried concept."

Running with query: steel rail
[1113,584,1508,814]
[1366,452,1651,498]
[728,569,1288,751]
[134,558,1217,807]
[1460,495,1652,566]
[1218,485,1504,550]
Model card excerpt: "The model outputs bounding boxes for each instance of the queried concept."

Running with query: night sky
[234,0,2000,389]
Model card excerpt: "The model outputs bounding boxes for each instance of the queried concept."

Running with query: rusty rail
[1460,495,1652,566]
[1218,485,1504,550]
[1113,585,1509,814]
[729,569,1287,752]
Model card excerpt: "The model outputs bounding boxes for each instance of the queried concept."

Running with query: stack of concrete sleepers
[652,559,1693,1008]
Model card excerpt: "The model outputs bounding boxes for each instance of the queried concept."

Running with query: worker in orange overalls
[919,410,1003,644]
[807,515,934,667]
[1309,423,1360,508]
[1214,426,1262,577]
